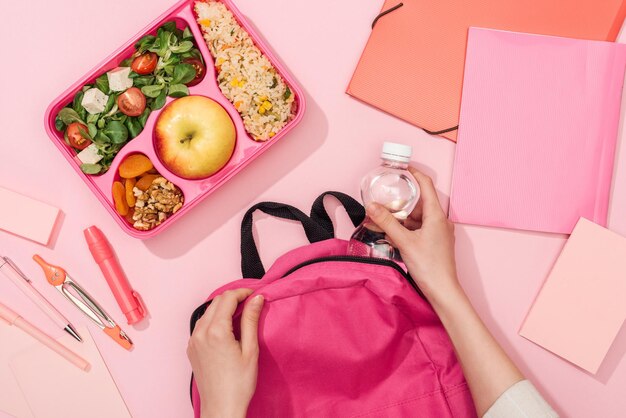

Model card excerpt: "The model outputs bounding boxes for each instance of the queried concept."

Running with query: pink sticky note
[449,28,626,234]
[0,187,60,245]
[520,218,626,373]
[9,327,131,418]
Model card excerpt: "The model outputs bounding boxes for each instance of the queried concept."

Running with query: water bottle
[347,142,420,260]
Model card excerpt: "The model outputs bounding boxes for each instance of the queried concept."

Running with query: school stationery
[33,255,133,350]
[520,218,626,373]
[347,0,626,141]
[10,327,132,418]
[0,301,89,370]
[0,187,61,245]
[448,28,626,234]
[84,226,147,325]
[0,256,81,341]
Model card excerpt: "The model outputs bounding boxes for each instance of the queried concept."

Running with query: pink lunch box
[43,0,305,239]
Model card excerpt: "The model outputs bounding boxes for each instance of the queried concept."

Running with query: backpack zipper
[281,255,426,300]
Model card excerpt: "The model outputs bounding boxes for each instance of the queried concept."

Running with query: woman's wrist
[202,407,247,418]
[200,396,248,418]
[420,275,468,312]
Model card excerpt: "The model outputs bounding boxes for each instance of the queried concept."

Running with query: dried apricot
[124,207,135,224]
[112,181,129,216]
[135,174,160,191]
[125,178,137,207]
[119,154,153,178]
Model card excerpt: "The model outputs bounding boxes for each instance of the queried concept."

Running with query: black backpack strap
[241,202,332,278]
[310,191,365,236]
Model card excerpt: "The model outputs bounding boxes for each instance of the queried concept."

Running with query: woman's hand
[368,167,526,416]
[187,288,265,418]
[366,167,460,307]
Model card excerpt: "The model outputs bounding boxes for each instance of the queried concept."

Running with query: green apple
[154,96,236,179]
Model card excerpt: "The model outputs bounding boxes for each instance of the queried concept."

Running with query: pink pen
[0,256,81,341]
[0,301,89,371]
[84,226,146,325]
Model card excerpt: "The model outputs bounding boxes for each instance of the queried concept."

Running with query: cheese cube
[77,143,103,165]
[81,88,109,114]
[107,67,133,92]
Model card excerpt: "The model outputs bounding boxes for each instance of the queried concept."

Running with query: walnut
[131,177,184,231]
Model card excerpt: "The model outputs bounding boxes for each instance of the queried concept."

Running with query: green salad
[55,21,206,175]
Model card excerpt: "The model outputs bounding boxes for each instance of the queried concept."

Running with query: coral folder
[520,218,626,374]
[448,28,626,234]
[347,0,626,141]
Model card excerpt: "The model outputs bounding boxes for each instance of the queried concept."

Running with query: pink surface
[450,28,626,234]
[0,1,626,417]
[520,218,626,374]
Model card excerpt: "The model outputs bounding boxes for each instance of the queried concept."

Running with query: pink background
[1,0,626,417]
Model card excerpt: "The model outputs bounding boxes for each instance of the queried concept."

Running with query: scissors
[33,255,133,350]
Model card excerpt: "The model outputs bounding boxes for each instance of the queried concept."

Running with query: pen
[0,256,82,342]
[0,301,89,371]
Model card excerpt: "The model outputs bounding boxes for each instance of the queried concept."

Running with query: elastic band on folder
[372,2,404,29]
[423,125,459,136]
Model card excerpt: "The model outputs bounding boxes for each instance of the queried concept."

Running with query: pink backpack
[190,192,476,417]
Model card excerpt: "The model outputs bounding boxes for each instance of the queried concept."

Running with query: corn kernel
[199,19,211,26]
[258,96,268,102]
[234,101,242,110]
[269,132,276,138]
[217,58,225,65]
[258,107,266,115]
[262,101,273,110]
[230,78,239,87]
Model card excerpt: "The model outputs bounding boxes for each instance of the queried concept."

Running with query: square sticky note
[520,218,626,373]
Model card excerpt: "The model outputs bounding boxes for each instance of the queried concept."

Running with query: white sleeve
[483,380,559,418]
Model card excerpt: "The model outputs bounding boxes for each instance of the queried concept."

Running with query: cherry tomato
[117,87,147,117]
[131,52,158,75]
[183,57,206,86]
[66,122,92,150]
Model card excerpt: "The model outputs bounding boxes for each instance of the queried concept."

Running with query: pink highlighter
[84,226,146,325]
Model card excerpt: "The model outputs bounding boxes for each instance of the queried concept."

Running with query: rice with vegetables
[194,0,295,141]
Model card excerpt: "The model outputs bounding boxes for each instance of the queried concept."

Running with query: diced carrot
[234,101,242,110]
[112,181,129,216]
[119,154,153,178]
[125,178,136,207]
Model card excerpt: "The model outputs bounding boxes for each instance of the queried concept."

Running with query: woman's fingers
[403,218,422,231]
[366,203,410,247]
[408,167,445,221]
[240,295,265,360]
[212,289,255,328]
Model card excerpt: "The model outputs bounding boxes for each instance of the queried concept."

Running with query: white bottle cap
[381,142,412,163]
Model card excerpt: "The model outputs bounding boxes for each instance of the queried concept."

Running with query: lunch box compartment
[44,0,305,239]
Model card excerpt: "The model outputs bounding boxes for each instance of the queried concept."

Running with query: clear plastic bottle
[347,142,420,260]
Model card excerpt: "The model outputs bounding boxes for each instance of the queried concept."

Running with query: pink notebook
[520,218,626,373]
[449,28,626,234]
[9,327,131,418]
